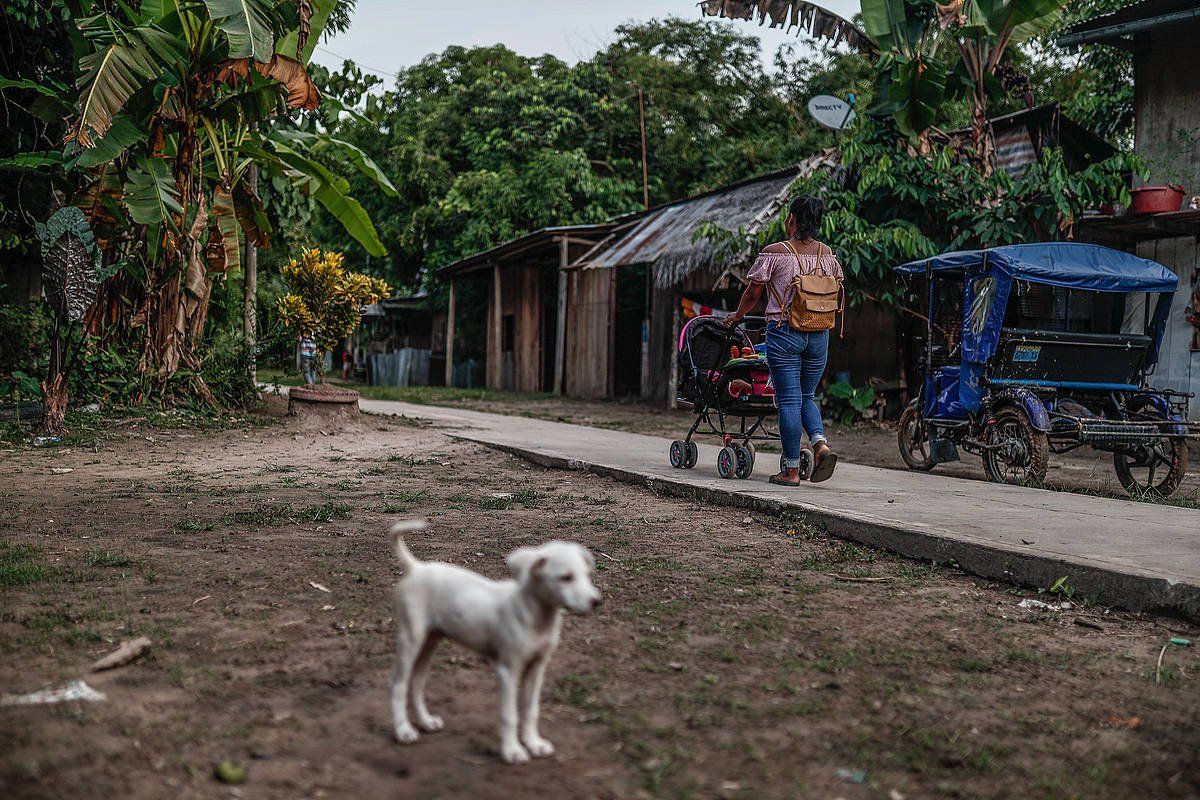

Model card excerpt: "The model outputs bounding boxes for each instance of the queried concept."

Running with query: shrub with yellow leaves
[275,248,391,362]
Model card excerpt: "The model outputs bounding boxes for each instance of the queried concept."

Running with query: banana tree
[702,0,1065,163]
[49,0,390,403]
[940,0,1065,172]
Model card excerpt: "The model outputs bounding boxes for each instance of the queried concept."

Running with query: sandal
[809,450,838,483]
[769,473,803,487]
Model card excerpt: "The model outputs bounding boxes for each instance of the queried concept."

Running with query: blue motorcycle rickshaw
[895,242,1199,497]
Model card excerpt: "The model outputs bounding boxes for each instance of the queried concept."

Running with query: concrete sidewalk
[359,398,1200,619]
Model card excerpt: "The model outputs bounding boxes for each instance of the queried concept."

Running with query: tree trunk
[243,164,259,393]
[971,84,993,177]
[139,205,216,401]
[38,373,68,436]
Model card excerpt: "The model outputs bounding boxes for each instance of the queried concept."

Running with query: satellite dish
[806,95,856,130]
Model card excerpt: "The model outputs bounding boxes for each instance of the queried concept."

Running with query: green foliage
[0,301,52,380]
[1029,0,1134,144]
[300,18,834,293]
[823,381,878,425]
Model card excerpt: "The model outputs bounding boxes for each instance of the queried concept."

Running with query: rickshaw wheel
[1113,405,1188,498]
[982,407,1049,488]
[898,401,937,472]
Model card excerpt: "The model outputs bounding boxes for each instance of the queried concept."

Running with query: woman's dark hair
[788,194,824,240]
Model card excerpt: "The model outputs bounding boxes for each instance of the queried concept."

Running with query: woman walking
[723,195,842,485]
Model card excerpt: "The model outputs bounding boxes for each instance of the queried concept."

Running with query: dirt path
[1,399,1197,799]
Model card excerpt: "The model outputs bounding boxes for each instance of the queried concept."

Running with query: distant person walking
[723,195,843,485]
[299,332,319,386]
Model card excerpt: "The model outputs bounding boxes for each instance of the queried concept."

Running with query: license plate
[1012,345,1041,363]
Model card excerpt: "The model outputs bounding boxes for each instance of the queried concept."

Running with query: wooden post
[243,164,258,390]
[607,265,618,398]
[668,299,680,410]
[554,237,569,395]
[489,263,502,390]
[444,278,456,387]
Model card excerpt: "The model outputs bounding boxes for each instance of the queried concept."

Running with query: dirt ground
[358,387,1200,507]
[1,397,1198,800]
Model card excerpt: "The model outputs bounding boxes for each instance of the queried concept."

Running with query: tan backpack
[767,240,844,333]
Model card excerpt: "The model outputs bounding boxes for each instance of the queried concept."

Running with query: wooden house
[563,154,901,405]
[438,224,616,392]
[1062,0,1200,419]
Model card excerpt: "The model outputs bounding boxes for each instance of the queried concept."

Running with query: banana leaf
[123,156,183,227]
[72,115,144,167]
[210,183,241,275]
[68,35,161,147]
[204,0,275,62]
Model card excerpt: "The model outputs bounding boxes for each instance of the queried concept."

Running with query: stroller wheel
[733,443,754,479]
[797,448,814,480]
[669,440,687,468]
[779,449,814,480]
[717,446,738,479]
[684,440,698,469]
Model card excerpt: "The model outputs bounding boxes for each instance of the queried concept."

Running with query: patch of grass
[170,517,216,534]
[84,550,137,568]
[478,488,544,510]
[553,672,606,709]
[352,384,552,407]
[0,542,56,587]
[885,725,1010,774]
[795,541,877,572]
[18,605,123,648]
[378,490,428,512]
[222,502,352,528]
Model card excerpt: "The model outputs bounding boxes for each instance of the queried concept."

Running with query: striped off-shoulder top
[745,242,843,321]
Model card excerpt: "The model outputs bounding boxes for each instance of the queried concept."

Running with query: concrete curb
[465,437,1200,621]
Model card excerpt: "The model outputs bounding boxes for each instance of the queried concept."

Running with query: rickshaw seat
[990,328,1151,390]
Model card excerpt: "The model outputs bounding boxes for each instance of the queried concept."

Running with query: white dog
[388,520,602,764]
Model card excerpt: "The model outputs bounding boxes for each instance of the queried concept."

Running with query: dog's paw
[501,742,531,765]
[394,723,420,744]
[416,713,444,732]
[524,736,555,758]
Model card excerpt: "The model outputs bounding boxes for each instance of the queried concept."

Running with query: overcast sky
[311,0,862,82]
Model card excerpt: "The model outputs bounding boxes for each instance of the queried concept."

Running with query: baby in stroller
[669,315,813,480]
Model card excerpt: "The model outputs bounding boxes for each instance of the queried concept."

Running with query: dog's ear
[507,547,546,581]
[581,547,596,570]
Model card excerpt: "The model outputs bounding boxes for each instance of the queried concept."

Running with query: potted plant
[1131,129,1196,215]
[275,247,390,415]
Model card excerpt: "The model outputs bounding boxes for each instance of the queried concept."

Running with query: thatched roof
[578,149,839,288]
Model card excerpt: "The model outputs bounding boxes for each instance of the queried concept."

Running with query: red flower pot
[1129,185,1185,215]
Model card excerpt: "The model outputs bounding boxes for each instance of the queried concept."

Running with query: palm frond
[698,0,876,54]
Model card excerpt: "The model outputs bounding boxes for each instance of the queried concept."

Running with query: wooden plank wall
[488,264,543,392]
[564,266,613,398]
[1137,236,1200,420]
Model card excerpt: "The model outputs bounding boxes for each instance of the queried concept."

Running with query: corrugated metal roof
[437,223,617,277]
[1058,0,1200,47]
[580,152,839,288]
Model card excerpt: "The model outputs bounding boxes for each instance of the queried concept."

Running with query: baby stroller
[669,315,814,480]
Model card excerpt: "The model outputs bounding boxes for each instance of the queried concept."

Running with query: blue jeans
[765,322,829,468]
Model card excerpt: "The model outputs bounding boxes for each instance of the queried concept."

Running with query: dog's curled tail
[390,519,428,571]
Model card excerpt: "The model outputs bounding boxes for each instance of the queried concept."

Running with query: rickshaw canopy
[895,243,1178,414]
[896,242,1178,293]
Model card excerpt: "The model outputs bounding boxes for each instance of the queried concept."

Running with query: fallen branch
[1074,618,1104,631]
[1156,644,1168,685]
[831,574,892,583]
[91,637,152,672]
